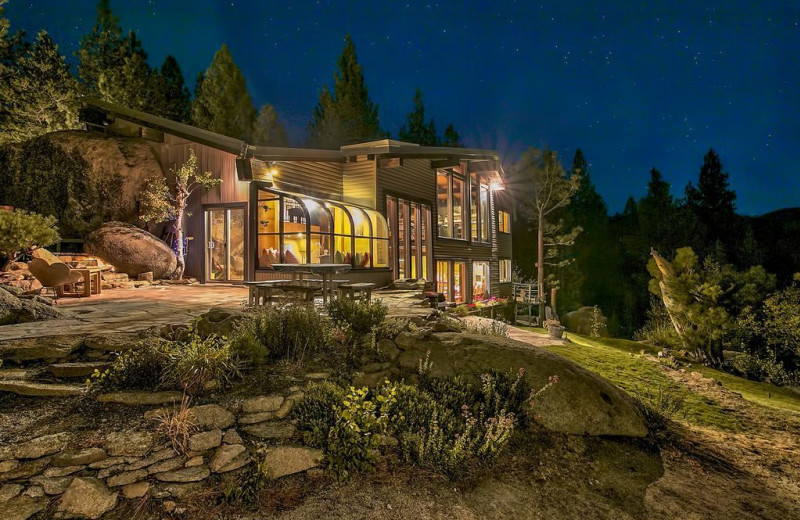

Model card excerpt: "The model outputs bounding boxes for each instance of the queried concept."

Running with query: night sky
[5,1,799,215]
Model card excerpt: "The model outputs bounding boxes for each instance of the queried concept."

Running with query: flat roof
[83,99,500,163]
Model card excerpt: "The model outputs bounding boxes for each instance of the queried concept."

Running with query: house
[81,99,513,303]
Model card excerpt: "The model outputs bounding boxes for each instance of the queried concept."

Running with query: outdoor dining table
[72,266,108,297]
[272,263,352,304]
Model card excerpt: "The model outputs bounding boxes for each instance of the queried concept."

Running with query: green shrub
[732,352,797,386]
[162,328,241,395]
[232,304,336,365]
[326,298,388,336]
[293,381,347,448]
[89,340,170,391]
[0,209,59,268]
[631,384,686,437]
[373,317,411,340]
[453,305,470,317]
[464,320,509,337]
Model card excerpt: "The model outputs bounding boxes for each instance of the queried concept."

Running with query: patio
[0,284,431,342]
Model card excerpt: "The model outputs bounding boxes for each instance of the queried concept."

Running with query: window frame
[499,258,512,283]
[436,168,468,241]
[498,211,510,234]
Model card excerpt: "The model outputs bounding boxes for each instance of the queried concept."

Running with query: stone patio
[0,285,430,342]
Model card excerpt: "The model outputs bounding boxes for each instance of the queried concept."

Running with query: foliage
[88,339,170,391]
[631,385,686,437]
[232,304,337,365]
[192,44,257,141]
[634,298,683,350]
[0,137,125,237]
[397,88,459,147]
[161,328,241,395]
[648,247,775,367]
[151,395,197,454]
[308,35,384,148]
[159,55,192,123]
[293,381,347,448]
[441,123,461,147]
[464,320,509,337]
[1,30,79,144]
[251,103,288,146]
[589,305,608,338]
[325,297,388,336]
[77,0,126,95]
[0,209,59,267]
[685,148,737,248]
[373,317,412,340]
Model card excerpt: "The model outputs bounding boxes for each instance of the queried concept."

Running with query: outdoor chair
[27,257,83,300]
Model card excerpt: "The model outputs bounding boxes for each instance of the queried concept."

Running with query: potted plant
[544,318,565,339]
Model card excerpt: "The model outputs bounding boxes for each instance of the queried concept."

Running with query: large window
[387,196,432,280]
[436,260,467,303]
[473,261,490,301]
[436,168,467,240]
[256,188,388,269]
[480,181,490,242]
[470,173,492,243]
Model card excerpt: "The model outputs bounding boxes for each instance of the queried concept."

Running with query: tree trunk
[538,209,545,321]
[173,195,186,280]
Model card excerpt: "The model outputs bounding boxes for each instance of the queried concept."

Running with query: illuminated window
[437,168,467,240]
[436,261,449,297]
[436,260,467,303]
[387,196,432,280]
[499,259,511,283]
[473,261,490,301]
[480,182,490,242]
[498,211,510,234]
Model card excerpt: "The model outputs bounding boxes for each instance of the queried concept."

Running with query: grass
[518,326,800,429]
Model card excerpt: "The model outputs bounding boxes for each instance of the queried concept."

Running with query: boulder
[263,446,323,479]
[0,287,63,326]
[0,458,50,483]
[0,335,83,363]
[0,495,47,520]
[107,469,148,487]
[396,333,648,438]
[30,475,72,495]
[57,477,118,519]
[194,308,243,338]
[84,222,177,279]
[562,306,609,337]
[0,483,23,502]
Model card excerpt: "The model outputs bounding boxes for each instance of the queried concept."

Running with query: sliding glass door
[206,207,245,282]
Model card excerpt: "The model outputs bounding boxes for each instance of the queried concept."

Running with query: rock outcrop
[85,222,177,279]
[0,286,62,326]
[562,306,609,337]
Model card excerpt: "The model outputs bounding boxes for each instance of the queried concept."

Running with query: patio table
[272,263,352,304]
[72,267,106,297]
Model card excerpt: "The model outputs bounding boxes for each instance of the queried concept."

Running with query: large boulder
[396,333,647,437]
[562,306,609,337]
[85,222,177,279]
[0,285,63,326]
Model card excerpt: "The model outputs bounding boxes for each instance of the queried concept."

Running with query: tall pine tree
[78,0,125,95]
[398,88,437,145]
[160,55,191,123]
[251,103,288,146]
[308,35,383,148]
[638,167,676,252]
[442,123,461,147]
[2,30,80,143]
[192,44,256,141]
[685,148,738,258]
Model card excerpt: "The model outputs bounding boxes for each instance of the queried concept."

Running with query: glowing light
[490,180,505,191]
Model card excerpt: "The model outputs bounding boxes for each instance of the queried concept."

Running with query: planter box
[548,325,565,339]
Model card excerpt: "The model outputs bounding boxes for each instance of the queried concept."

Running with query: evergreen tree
[685,148,737,243]
[78,0,125,95]
[96,35,158,112]
[308,35,383,149]
[2,30,80,143]
[398,88,437,145]
[160,55,191,123]
[638,167,676,252]
[442,123,461,147]
[0,0,27,132]
[192,44,256,141]
[251,103,288,146]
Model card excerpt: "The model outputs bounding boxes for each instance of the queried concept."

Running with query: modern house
[81,99,513,303]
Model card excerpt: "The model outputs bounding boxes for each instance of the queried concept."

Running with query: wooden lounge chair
[27,257,83,299]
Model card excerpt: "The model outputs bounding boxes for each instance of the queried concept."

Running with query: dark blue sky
[6,1,799,215]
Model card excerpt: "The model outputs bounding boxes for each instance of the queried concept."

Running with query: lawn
[516,327,800,431]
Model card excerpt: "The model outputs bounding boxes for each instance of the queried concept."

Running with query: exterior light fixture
[490,180,505,191]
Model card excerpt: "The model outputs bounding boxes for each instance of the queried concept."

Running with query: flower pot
[547,325,565,339]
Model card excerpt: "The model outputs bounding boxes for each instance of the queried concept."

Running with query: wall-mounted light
[490,180,505,191]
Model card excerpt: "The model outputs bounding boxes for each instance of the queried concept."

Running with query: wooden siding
[343,160,377,208]
[376,158,436,214]
[272,161,344,200]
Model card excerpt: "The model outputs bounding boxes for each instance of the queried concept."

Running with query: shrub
[0,209,59,269]
[232,304,336,365]
[162,328,241,395]
[732,352,797,386]
[326,298,388,336]
[464,320,509,337]
[88,340,170,391]
[373,317,411,340]
[293,381,347,448]
[631,385,686,436]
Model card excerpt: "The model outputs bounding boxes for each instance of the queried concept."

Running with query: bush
[293,381,347,448]
[326,298,388,336]
[162,328,241,395]
[631,385,686,437]
[89,339,170,391]
[0,209,59,269]
[464,320,509,337]
[373,317,412,340]
[634,298,683,351]
[732,353,797,386]
[232,304,336,365]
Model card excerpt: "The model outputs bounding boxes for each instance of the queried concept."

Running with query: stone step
[0,367,39,381]
[96,391,183,406]
[0,380,85,397]
[0,335,84,363]
[48,362,111,379]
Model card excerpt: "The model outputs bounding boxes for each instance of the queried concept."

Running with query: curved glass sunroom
[256,187,389,269]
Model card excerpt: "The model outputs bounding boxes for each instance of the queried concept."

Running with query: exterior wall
[376,158,435,214]
[271,161,344,200]
[342,159,376,207]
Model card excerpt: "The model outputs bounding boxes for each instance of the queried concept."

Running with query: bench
[276,284,320,303]
[338,282,375,301]
[244,280,291,306]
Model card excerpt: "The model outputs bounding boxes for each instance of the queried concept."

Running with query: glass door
[206,207,245,282]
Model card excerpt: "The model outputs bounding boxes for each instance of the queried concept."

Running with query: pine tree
[0,0,27,132]
[638,167,676,251]
[160,55,191,123]
[78,0,125,95]
[96,37,156,112]
[398,88,437,145]
[308,35,383,148]
[441,123,461,147]
[251,104,288,146]
[686,148,737,226]
[1,30,80,143]
[192,44,256,141]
